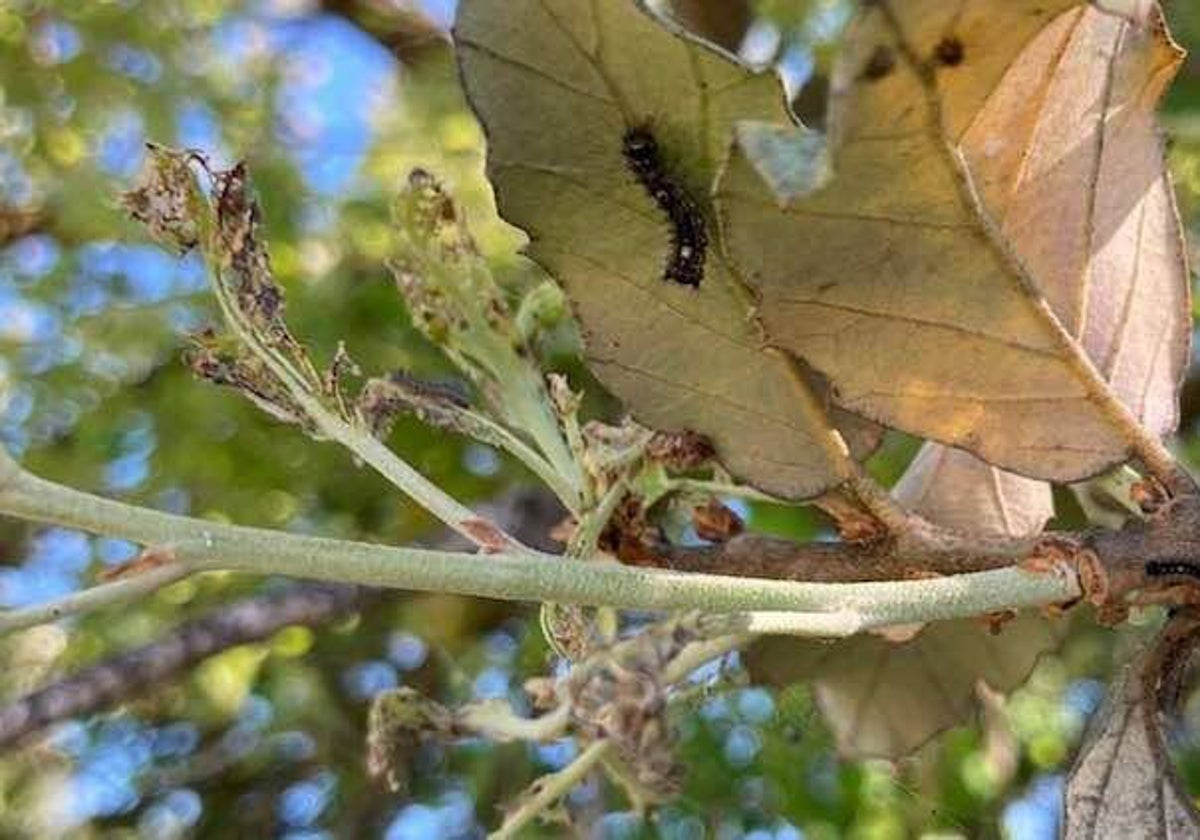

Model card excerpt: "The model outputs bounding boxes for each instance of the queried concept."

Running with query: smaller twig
[568,479,628,560]
[459,701,571,743]
[491,739,613,840]
[662,633,750,685]
[453,408,582,511]
[0,561,196,635]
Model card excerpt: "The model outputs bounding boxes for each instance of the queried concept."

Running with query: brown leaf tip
[120,145,203,253]
[462,518,514,553]
[1131,477,1171,517]
[692,499,744,543]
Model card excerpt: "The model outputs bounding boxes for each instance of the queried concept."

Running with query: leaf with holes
[454,0,879,499]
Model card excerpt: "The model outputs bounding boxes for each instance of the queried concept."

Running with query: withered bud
[562,619,701,797]
[692,499,744,543]
[324,342,361,397]
[366,687,453,793]
[120,144,203,253]
[646,430,715,471]
[357,371,470,438]
[186,339,305,428]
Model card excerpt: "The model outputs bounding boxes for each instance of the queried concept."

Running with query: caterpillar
[1145,561,1200,583]
[622,127,707,289]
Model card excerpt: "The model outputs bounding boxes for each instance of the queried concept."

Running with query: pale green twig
[459,701,571,743]
[0,562,197,635]
[491,739,613,840]
[0,453,1081,635]
[665,478,785,504]
[567,479,628,560]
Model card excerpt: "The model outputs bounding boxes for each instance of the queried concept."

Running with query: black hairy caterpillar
[622,127,707,288]
[1145,561,1200,582]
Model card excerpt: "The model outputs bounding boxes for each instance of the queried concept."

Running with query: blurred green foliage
[0,1,1196,838]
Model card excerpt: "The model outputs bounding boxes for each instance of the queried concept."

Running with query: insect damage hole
[622,126,707,289]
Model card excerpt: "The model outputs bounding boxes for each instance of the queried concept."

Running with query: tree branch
[320,0,449,64]
[0,584,358,748]
[0,487,565,748]
[0,451,1081,634]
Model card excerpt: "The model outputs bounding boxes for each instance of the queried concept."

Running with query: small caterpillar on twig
[1145,561,1200,583]
[622,126,707,289]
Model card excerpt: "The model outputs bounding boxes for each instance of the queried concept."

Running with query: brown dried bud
[646,430,715,471]
[692,499,744,543]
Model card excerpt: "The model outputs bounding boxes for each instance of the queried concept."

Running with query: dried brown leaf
[894,443,1054,537]
[1064,615,1200,837]
[748,613,1062,758]
[797,4,1189,759]
[963,5,1189,438]
[717,0,1176,482]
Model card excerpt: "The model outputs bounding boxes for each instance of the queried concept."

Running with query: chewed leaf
[963,5,1189,439]
[455,0,879,499]
[1065,616,1200,837]
[717,0,1158,482]
[733,122,830,203]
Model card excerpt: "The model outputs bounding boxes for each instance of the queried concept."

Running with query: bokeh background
[0,1,1198,837]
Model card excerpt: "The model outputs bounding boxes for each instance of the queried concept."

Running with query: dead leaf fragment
[1064,615,1200,838]
[894,443,1053,537]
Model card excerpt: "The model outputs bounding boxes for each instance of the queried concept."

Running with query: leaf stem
[458,701,571,743]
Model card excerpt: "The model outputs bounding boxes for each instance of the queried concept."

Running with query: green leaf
[455,0,878,499]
